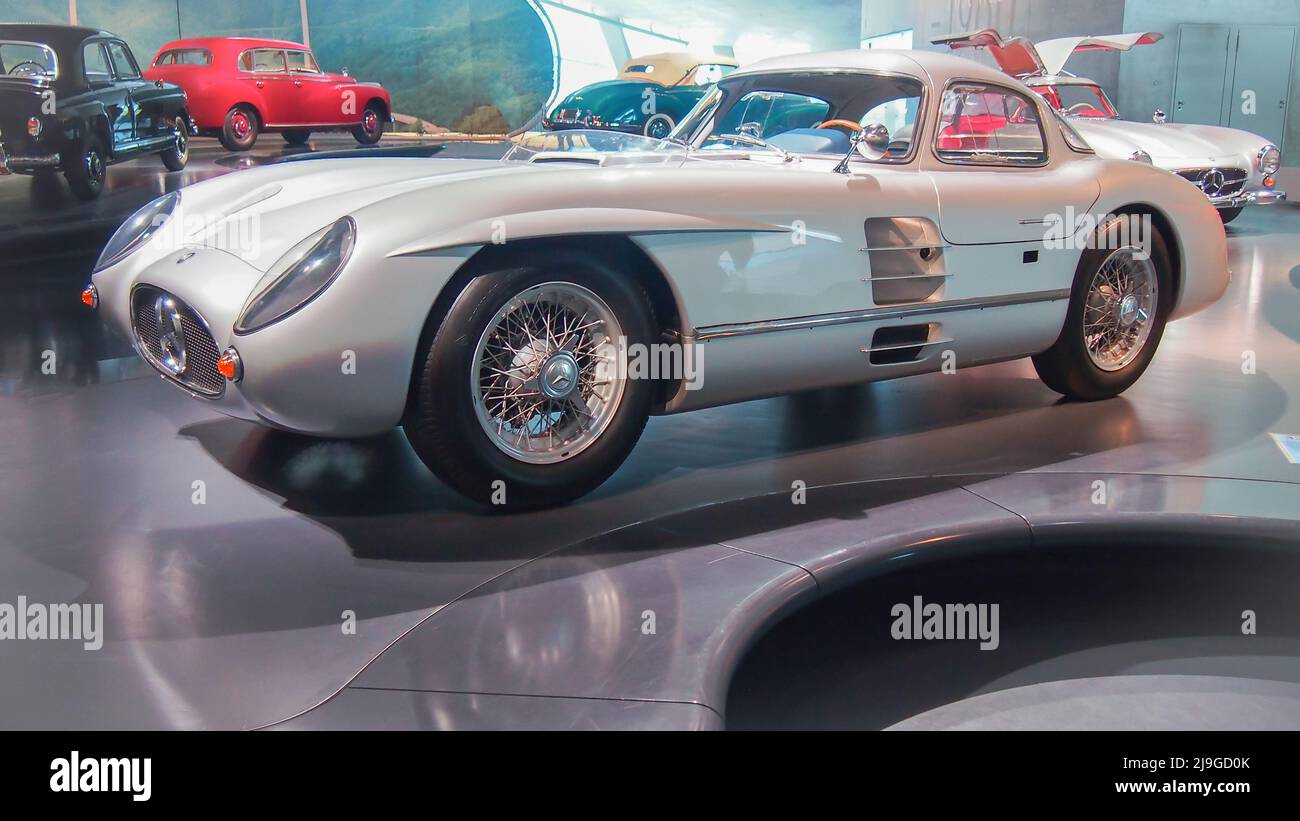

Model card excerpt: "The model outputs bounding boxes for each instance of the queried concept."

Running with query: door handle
[293,80,303,87]
[255,80,265,88]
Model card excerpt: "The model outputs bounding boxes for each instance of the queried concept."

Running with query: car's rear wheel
[282,129,311,146]
[1032,217,1172,400]
[1218,206,1244,225]
[352,105,384,145]
[405,254,656,508]
[160,124,188,171]
[64,134,107,200]
[643,113,675,140]
[220,105,259,151]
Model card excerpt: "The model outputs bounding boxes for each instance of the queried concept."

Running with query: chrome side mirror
[855,123,891,161]
[738,121,762,140]
[341,66,350,77]
[1152,109,1167,124]
[835,123,891,173]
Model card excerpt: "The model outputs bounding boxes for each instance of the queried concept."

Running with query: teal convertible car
[544,51,738,139]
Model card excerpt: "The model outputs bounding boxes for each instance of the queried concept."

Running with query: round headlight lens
[1258,144,1281,176]
[235,217,356,334]
[93,191,181,272]
[1128,149,1153,164]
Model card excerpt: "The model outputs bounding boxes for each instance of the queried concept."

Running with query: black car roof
[0,23,117,53]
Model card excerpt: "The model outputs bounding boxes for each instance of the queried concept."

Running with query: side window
[83,42,112,83]
[242,49,286,73]
[106,41,141,80]
[935,83,1046,165]
[285,50,320,73]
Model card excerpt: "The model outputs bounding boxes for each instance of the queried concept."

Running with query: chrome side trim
[691,288,1071,340]
[861,272,952,282]
[862,337,953,355]
[857,243,950,252]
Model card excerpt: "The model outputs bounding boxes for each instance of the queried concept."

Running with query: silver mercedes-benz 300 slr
[88,48,1229,507]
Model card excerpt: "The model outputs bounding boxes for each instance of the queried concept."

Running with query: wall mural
[0,0,556,133]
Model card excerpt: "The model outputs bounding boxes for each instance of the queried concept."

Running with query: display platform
[2,141,1298,728]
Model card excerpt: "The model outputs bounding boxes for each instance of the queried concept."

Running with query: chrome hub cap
[1084,246,1157,372]
[363,110,379,133]
[232,113,250,139]
[472,282,625,465]
[86,149,103,182]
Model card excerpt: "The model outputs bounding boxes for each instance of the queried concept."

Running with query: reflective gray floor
[1,140,1298,729]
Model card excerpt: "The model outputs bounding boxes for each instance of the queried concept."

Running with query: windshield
[669,71,924,161]
[0,41,58,80]
[1034,83,1117,119]
[503,130,686,165]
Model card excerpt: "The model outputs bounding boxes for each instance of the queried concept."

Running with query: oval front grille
[131,286,225,397]
[1176,168,1248,198]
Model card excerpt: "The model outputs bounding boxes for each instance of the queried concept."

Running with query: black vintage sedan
[0,24,190,200]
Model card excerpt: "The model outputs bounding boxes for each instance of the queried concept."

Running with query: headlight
[1257,144,1281,176]
[1128,149,1153,164]
[93,191,181,272]
[234,217,355,334]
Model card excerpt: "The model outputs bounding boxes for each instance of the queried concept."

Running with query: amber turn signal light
[216,347,242,382]
[80,284,98,308]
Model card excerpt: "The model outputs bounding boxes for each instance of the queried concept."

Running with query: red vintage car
[143,37,391,151]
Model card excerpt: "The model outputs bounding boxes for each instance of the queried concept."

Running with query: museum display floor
[2,137,1298,729]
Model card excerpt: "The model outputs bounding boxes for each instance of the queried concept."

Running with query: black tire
[1218,206,1244,225]
[160,124,188,171]
[643,113,675,140]
[219,105,259,151]
[1032,217,1172,401]
[64,133,107,201]
[282,129,311,146]
[352,104,384,145]
[405,253,657,508]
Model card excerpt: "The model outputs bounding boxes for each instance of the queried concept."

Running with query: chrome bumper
[1211,189,1287,208]
[0,150,62,174]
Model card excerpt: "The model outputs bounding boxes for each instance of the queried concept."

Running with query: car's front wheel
[64,134,107,200]
[352,105,384,145]
[405,254,657,508]
[1032,217,1172,400]
[1218,206,1244,225]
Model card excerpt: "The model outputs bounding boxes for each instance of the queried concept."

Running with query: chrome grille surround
[1175,167,1248,198]
[130,285,226,398]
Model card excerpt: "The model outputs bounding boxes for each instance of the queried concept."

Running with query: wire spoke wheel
[472,281,626,465]
[1082,246,1157,372]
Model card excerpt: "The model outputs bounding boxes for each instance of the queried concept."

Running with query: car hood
[1069,118,1264,168]
[169,157,527,270]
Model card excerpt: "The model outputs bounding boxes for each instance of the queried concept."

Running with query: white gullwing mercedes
[935,29,1286,224]
[87,48,1228,507]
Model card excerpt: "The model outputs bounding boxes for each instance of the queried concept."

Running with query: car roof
[0,23,117,51]
[731,48,1028,90]
[156,36,308,54]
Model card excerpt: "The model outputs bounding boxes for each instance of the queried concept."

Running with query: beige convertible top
[618,51,739,86]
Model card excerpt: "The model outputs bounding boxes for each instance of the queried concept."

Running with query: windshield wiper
[705,133,794,163]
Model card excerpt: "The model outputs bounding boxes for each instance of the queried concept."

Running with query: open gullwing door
[933,29,1163,78]
[931,29,1045,78]
[1034,32,1163,76]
